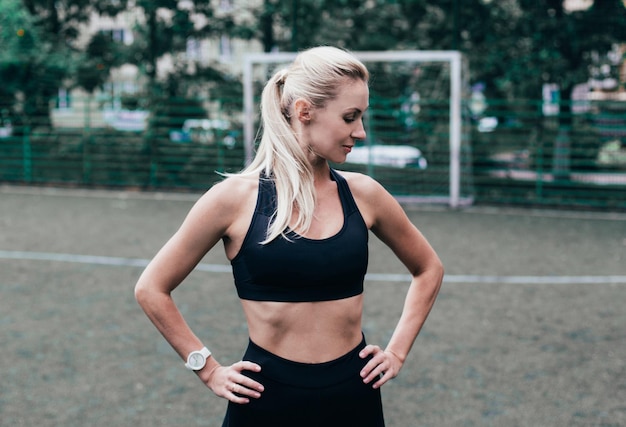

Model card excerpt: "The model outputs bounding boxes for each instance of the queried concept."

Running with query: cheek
[320,121,345,138]
[307,118,345,147]
[309,123,333,142]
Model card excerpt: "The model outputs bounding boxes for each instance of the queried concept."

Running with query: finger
[359,344,381,379]
[227,381,263,403]
[233,360,262,373]
[371,369,392,389]
[361,361,386,385]
[233,374,265,394]
[360,354,389,385]
[217,361,265,403]
[358,345,378,359]
[227,385,252,404]
[230,361,264,393]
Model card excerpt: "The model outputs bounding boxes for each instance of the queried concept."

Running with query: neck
[310,161,331,183]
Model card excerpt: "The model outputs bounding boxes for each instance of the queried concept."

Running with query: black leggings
[222,335,385,427]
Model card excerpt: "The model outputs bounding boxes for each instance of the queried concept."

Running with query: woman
[135,46,444,427]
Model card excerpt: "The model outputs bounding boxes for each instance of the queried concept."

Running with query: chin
[331,157,347,165]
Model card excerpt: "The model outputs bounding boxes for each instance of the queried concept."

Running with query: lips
[343,145,353,154]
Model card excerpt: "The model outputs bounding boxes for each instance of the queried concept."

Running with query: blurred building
[52,0,263,129]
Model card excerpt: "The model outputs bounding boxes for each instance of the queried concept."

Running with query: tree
[513,1,626,175]
[250,0,626,100]
[76,32,127,94]
[0,0,65,128]
[0,0,128,128]
[126,1,253,97]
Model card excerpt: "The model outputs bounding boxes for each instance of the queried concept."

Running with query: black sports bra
[230,168,369,302]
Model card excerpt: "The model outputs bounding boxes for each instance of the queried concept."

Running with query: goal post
[242,50,469,208]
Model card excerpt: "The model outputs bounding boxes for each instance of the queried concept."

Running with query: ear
[293,99,312,123]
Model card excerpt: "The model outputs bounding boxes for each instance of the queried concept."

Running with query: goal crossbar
[242,50,464,208]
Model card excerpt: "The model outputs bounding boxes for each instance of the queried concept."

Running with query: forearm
[135,285,206,361]
[358,266,442,389]
[385,266,443,362]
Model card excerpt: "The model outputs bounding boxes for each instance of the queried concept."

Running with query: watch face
[189,353,205,369]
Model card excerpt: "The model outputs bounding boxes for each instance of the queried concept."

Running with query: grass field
[1,184,625,427]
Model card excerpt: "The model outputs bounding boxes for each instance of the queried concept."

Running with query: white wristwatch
[185,346,212,371]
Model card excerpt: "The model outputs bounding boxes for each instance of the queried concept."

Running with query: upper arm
[136,177,252,294]
[346,173,442,277]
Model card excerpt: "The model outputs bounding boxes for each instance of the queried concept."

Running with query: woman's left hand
[358,345,404,389]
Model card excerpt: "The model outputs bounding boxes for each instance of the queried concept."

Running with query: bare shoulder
[334,170,394,227]
[184,173,259,231]
[335,170,384,198]
[202,174,258,206]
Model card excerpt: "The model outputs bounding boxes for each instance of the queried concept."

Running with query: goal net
[242,50,472,208]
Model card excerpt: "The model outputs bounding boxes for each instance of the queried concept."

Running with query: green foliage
[77,33,121,93]
[251,0,626,101]
[0,0,128,126]
[0,0,39,55]
[3,0,626,137]
[0,0,41,102]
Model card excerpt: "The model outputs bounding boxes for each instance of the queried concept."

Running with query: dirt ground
[1,184,625,427]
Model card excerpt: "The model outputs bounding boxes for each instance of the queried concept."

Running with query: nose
[352,119,366,141]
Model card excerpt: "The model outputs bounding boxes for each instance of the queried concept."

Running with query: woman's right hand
[202,361,264,404]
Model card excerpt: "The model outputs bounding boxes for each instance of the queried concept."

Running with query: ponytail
[241,69,315,243]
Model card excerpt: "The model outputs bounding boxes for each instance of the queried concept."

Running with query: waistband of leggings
[244,334,368,388]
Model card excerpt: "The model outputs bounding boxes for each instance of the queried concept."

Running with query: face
[298,79,369,165]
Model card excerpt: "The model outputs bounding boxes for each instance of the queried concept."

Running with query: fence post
[535,137,544,202]
[82,132,92,184]
[83,96,92,184]
[449,52,462,208]
[148,129,158,187]
[365,109,374,179]
[22,127,32,183]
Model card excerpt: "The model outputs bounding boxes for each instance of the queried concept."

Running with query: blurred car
[477,116,498,133]
[597,139,626,168]
[347,143,428,169]
[169,119,232,145]
[103,109,149,132]
[0,123,12,138]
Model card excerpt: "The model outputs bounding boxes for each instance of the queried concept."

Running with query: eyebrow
[345,107,368,115]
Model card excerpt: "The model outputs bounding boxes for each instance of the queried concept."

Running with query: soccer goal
[242,50,471,208]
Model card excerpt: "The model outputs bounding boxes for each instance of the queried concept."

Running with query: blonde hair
[236,46,369,243]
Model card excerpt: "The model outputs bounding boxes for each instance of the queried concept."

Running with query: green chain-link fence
[1,95,625,210]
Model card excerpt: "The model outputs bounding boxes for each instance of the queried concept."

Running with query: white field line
[0,250,232,273]
[1,250,625,285]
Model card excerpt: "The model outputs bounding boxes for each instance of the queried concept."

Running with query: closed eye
[344,107,367,124]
